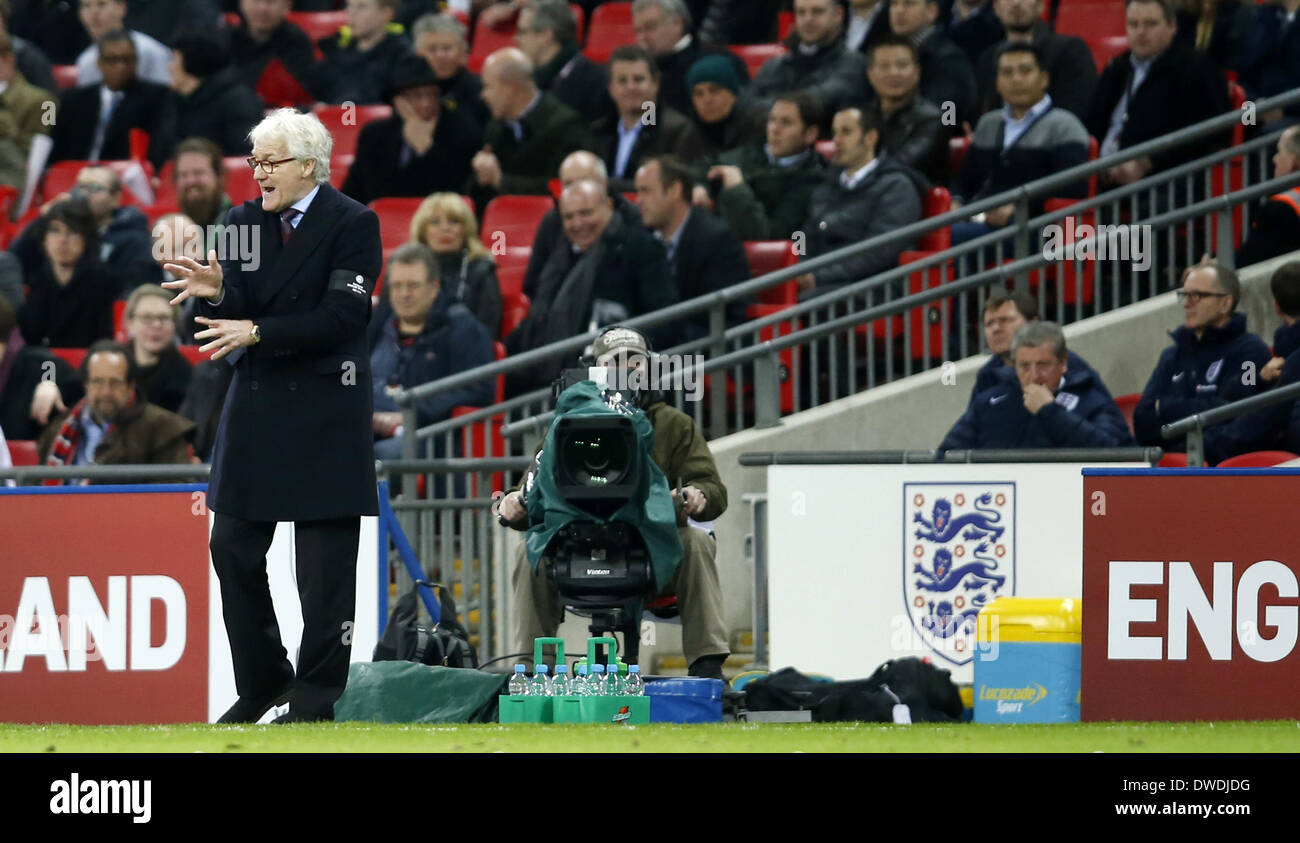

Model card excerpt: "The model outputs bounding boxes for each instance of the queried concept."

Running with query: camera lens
[562,432,630,487]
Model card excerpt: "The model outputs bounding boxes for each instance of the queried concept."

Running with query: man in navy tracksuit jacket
[1133,263,1273,452]
[1201,262,1300,463]
[940,321,1133,451]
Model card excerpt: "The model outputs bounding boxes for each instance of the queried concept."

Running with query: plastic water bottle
[553,664,571,696]
[508,664,529,696]
[574,664,590,696]
[605,664,623,695]
[623,664,644,696]
[589,663,605,695]
[530,663,551,696]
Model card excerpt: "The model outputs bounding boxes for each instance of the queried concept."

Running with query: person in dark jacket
[943,0,1005,67]
[37,340,195,471]
[633,0,750,119]
[122,284,192,414]
[407,192,504,338]
[890,0,978,127]
[750,0,868,134]
[635,155,750,340]
[970,290,1104,405]
[846,0,894,54]
[168,30,266,157]
[1174,0,1252,76]
[48,31,176,170]
[17,198,116,348]
[952,42,1089,244]
[468,48,593,209]
[694,91,828,241]
[505,179,679,396]
[1133,261,1273,450]
[7,0,88,65]
[0,1,58,92]
[1236,126,1300,267]
[516,0,609,124]
[411,11,490,130]
[1235,0,1300,126]
[368,243,495,464]
[795,106,927,301]
[228,0,315,106]
[522,150,643,301]
[0,297,84,442]
[177,356,231,463]
[9,165,159,299]
[863,35,949,185]
[976,0,1097,119]
[1204,262,1300,463]
[310,0,411,105]
[591,45,707,193]
[941,320,1134,451]
[1085,0,1231,187]
[340,53,483,207]
[685,54,766,157]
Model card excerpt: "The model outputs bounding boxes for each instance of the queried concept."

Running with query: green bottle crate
[499,695,553,723]
[498,637,649,724]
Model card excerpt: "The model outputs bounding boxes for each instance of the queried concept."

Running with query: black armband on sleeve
[330,268,374,298]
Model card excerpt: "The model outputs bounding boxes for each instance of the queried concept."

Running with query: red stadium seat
[744,241,799,305]
[0,185,17,249]
[1158,453,1188,468]
[469,15,518,72]
[113,300,128,342]
[481,195,553,250]
[1039,198,1096,305]
[729,43,787,80]
[1113,393,1140,436]
[49,348,88,369]
[1086,35,1128,71]
[740,302,799,413]
[52,64,78,89]
[254,57,314,107]
[329,154,352,190]
[312,104,393,160]
[918,187,952,252]
[41,160,156,206]
[223,156,263,204]
[1055,2,1126,42]
[814,139,835,161]
[1216,451,1300,468]
[494,245,532,297]
[860,250,950,362]
[8,439,39,466]
[369,197,425,250]
[285,10,348,43]
[177,345,212,366]
[584,1,636,63]
[949,136,970,178]
[778,11,794,40]
[499,290,530,339]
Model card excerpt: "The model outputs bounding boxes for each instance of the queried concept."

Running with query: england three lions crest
[903,483,1015,666]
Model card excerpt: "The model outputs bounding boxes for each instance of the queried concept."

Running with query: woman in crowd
[123,284,192,413]
[408,192,503,338]
[17,197,115,348]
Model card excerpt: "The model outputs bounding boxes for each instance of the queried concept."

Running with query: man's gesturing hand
[162,248,224,305]
[194,316,257,361]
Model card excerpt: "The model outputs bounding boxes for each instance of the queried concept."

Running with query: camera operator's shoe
[216,680,294,724]
[688,653,729,682]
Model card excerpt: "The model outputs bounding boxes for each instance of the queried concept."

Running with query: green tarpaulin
[335,662,508,723]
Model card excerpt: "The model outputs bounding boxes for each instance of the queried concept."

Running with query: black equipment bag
[740,658,964,723]
[372,580,478,668]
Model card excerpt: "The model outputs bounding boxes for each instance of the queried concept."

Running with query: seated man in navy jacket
[1133,260,1273,452]
[940,320,1134,451]
[970,290,1106,405]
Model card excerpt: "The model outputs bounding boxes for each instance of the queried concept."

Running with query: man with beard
[171,138,233,237]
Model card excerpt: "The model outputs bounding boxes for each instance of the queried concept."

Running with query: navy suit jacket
[198,183,383,521]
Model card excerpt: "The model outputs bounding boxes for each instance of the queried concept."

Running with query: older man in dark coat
[163,108,383,724]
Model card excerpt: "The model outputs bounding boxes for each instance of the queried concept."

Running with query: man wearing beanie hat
[342,52,483,206]
[494,323,733,681]
[632,0,750,119]
[750,0,868,134]
[685,53,766,156]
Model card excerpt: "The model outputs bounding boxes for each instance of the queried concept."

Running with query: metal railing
[1162,380,1300,466]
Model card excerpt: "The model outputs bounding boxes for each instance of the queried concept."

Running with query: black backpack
[372,581,478,669]
[739,658,963,723]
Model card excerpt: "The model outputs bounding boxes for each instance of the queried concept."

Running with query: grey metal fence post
[709,302,726,438]
[754,351,782,429]
[1186,423,1206,467]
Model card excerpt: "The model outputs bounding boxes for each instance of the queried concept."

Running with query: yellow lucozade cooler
[974,598,1081,723]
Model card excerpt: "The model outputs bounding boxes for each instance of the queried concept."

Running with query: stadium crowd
[2,0,1300,475]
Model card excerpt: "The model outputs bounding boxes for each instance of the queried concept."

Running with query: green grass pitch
[3,721,1298,753]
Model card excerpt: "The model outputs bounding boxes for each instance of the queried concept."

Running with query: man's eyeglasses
[246,157,297,174]
[1175,290,1229,304]
[131,313,173,325]
[74,182,112,194]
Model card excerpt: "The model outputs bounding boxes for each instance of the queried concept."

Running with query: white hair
[248,108,333,185]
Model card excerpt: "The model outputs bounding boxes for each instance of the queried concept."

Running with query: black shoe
[272,708,332,724]
[216,682,294,724]
[688,653,729,681]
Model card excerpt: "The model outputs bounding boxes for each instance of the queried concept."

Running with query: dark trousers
[210,513,361,719]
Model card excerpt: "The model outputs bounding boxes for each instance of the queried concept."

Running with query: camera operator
[491,325,731,680]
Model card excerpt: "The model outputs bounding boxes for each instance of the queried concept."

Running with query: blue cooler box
[974,597,1081,723]
[646,678,723,723]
